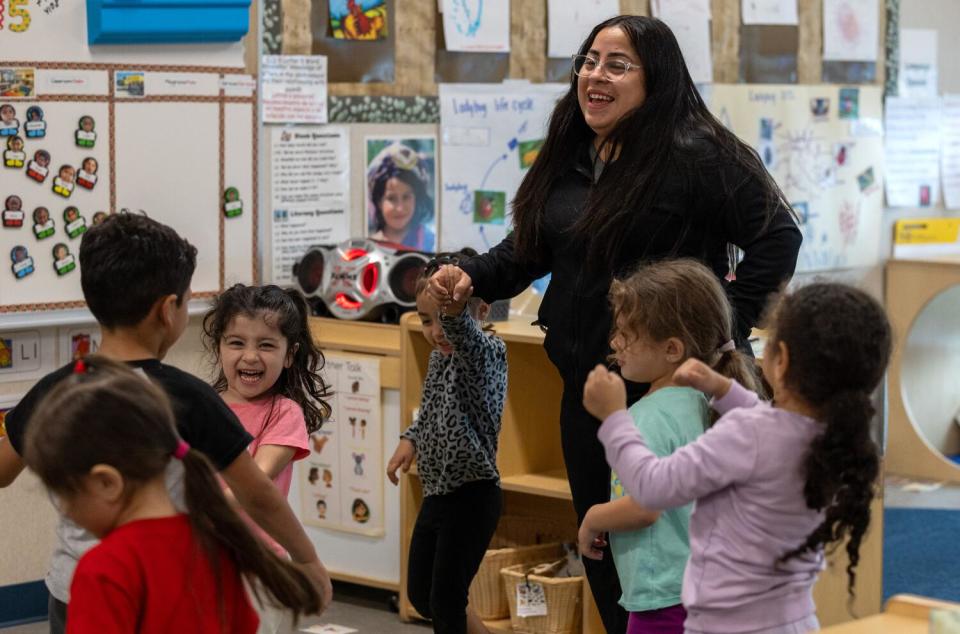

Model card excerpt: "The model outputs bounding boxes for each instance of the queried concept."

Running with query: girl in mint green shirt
[578,259,764,634]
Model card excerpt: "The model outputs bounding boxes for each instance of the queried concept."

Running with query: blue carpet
[884,508,960,602]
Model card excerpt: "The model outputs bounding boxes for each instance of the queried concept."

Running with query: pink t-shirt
[229,396,310,556]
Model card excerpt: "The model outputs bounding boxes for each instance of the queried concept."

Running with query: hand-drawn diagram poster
[709,84,883,272]
[438,83,565,252]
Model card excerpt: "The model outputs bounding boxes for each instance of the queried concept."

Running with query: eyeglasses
[572,54,642,81]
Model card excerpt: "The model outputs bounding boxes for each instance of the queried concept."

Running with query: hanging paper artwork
[32,206,54,240]
[223,186,243,218]
[24,105,46,138]
[10,245,35,279]
[76,157,98,190]
[75,116,96,148]
[52,164,75,197]
[91,211,108,226]
[26,149,50,183]
[441,0,510,53]
[63,206,87,239]
[4,136,25,168]
[2,195,24,227]
[329,0,388,41]
[52,242,76,276]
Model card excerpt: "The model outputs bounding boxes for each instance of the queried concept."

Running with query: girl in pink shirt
[584,283,891,634]
[203,284,333,633]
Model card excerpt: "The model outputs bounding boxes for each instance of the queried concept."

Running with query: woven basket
[468,515,574,620]
[469,542,564,620]
[501,561,583,634]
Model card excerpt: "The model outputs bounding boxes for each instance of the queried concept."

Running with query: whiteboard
[1,80,257,312]
[114,102,222,294]
[0,100,110,308]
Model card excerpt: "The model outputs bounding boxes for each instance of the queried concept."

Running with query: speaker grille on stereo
[296,249,326,296]
[388,255,428,305]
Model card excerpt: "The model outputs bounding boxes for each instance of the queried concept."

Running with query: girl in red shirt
[21,357,323,634]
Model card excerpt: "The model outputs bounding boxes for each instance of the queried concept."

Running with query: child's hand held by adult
[583,365,627,422]
[386,438,415,485]
[438,264,473,315]
[673,358,732,399]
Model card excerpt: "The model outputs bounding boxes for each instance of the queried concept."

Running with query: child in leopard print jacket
[387,249,507,634]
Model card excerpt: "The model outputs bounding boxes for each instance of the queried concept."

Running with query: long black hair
[23,357,323,629]
[203,284,332,434]
[511,15,791,269]
[774,284,892,597]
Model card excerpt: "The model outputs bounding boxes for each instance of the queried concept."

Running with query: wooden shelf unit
[395,313,884,631]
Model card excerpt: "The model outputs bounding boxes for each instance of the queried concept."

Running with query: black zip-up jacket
[460,140,802,392]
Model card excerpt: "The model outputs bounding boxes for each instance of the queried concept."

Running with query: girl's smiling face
[219,311,293,403]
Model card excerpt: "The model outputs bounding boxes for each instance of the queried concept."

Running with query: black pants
[48,595,67,634]
[407,479,502,634]
[560,382,647,634]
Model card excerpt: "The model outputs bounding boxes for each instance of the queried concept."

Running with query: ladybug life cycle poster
[299,353,383,537]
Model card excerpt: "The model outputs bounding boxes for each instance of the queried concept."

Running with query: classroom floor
[883,475,960,603]
[4,479,957,633]
[0,582,430,634]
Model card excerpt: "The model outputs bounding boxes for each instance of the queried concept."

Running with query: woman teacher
[431,16,801,633]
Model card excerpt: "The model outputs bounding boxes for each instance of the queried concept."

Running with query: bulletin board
[0,3,258,313]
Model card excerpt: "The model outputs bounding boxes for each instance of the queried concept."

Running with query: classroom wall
[878,0,960,460]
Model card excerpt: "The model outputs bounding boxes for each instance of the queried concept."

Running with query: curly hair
[775,283,891,597]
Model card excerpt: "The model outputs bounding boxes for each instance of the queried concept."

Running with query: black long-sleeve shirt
[461,139,802,392]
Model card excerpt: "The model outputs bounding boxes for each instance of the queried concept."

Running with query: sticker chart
[0,3,258,313]
[438,82,565,253]
[709,84,884,272]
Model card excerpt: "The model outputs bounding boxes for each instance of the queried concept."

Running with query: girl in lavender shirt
[584,283,891,634]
